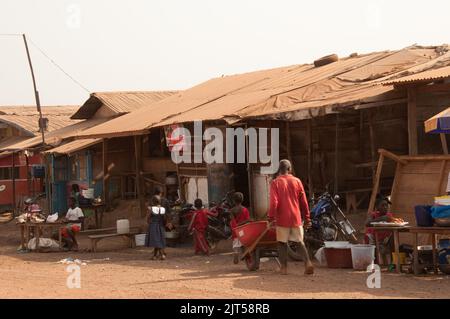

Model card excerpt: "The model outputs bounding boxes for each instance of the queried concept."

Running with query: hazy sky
[0,0,449,106]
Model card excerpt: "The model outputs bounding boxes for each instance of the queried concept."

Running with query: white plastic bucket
[324,241,351,249]
[135,234,147,246]
[82,188,95,199]
[116,219,130,234]
[351,244,375,270]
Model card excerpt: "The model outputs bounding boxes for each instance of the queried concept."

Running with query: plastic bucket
[414,205,433,227]
[351,244,375,270]
[135,234,147,246]
[324,248,353,268]
[117,219,130,234]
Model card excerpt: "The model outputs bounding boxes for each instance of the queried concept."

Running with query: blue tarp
[431,205,450,218]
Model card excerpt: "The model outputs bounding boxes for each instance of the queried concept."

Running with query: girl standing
[146,195,167,260]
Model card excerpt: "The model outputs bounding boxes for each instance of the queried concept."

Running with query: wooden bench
[88,229,141,252]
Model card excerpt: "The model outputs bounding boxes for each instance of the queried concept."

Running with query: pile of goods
[16,212,46,224]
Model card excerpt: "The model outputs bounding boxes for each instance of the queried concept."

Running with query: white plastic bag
[46,213,58,223]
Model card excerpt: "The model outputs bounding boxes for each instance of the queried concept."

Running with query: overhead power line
[0,33,91,93]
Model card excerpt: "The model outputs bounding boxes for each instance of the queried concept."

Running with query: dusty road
[0,222,449,299]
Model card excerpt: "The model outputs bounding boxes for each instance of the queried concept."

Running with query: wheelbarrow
[235,220,279,271]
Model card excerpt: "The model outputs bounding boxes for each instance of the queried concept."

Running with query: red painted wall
[0,153,44,206]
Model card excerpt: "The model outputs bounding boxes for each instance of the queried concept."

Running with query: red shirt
[189,209,209,232]
[365,211,394,241]
[230,206,251,238]
[268,174,310,228]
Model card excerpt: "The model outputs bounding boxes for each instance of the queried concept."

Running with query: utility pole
[22,34,45,145]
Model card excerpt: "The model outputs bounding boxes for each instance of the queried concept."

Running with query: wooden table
[80,203,105,229]
[409,226,450,275]
[19,222,68,252]
[372,225,411,273]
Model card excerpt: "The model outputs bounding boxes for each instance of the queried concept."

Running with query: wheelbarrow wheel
[245,250,260,271]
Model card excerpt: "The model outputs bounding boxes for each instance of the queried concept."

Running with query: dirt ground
[0,211,449,299]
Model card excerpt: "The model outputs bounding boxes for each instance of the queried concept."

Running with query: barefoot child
[188,198,210,255]
[230,192,251,264]
[146,195,168,260]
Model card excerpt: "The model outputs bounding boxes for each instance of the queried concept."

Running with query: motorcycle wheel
[244,250,260,271]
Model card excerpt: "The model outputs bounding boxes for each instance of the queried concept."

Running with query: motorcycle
[206,191,234,249]
[178,191,234,249]
[288,192,358,260]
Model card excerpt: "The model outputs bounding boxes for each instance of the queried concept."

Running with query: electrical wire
[28,38,91,93]
[0,33,91,93]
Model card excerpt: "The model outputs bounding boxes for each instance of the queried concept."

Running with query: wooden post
[245,124,254,217]
[11,152,16,216]
[134,135,145,217]
[22,34,45,145]
[285,122,295,175]
[306,120,313,198]
[334,114,339,194]
[436,160,447,195]
[407,88,418,156]
[367,152,385,214]
[102,138,109,207]
[440,134,448,155]
[368,111,376,181]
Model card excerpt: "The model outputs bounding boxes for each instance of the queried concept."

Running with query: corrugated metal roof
[383,65,450,86]
[1,118,108,152]
[71,91,179,119]
[43,138,102,155]
[76,45,450,139]
[0,106,80,136]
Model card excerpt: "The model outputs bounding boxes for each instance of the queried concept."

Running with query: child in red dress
[188,198,210,256]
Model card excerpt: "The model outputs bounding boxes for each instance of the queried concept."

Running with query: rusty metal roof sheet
[382,65,450,86]
[75,45,450,139]
[71,91,179,119]
[0,106,80,136]
[1,118,108,152]
[43,138,102,155]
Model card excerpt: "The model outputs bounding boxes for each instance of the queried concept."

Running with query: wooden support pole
[440,134,448,155]
[102,138,109,207]
[285,122,295,175]
[368,110,376,181]
[11,152,16,216]
[306,120,313,198]
[407,88,418,156]
[378,149,408,165]
[368,153,385,214]
[134,135,145,217]
[334,114,339,194]
[436,160,447,196]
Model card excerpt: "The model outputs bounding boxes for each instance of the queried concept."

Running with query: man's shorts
[276,226,304,243]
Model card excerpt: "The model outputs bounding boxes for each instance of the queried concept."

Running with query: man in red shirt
[268,159,314,275]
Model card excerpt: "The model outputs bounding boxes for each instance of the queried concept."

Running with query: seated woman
[61,197,85,251]
[365,196,394,264]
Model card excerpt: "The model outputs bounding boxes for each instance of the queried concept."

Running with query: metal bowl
[434,218,450,227]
